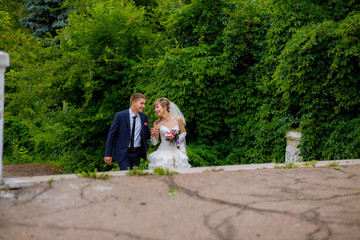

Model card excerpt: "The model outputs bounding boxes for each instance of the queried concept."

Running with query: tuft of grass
[203,167,225,173]
[139,159,150,170]
[77,169,112,179]
[168,189,181,196]
[285,162,299,168]
[47,178,54,187]
[303,160,318,168]
[274,164,282,169]
[152,167,178,176]
[275,162,299,169]
[97,173,113,179]
[328,161,339,167]
[328,161,340,170]
[126,167,149,176]
[110,163,120,172]
[126,166,179,176]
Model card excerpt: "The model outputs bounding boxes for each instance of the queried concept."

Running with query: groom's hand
[104,156,112,165]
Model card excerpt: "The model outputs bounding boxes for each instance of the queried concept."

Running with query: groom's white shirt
[129,108,142,148]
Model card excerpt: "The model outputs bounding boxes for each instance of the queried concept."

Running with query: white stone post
[0,52,10,184]
[285,130,302,163]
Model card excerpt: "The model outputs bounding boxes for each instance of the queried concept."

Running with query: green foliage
[187,143,232,167]
[138,158,150,170]
[0,10,11,32]
[165,0,230,47]
[3,0,360,173]
[0,0,26,29]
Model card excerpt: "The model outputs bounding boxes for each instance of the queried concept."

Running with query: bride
[148,97,191,170]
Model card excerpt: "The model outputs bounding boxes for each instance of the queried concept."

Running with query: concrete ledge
[3,159,360,189]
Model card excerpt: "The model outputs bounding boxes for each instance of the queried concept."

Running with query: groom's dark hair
[130,93,146,104]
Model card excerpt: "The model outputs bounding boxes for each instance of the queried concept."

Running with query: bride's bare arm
[175,116,186,133]
[150,121,160,145]
[174,116,187,144]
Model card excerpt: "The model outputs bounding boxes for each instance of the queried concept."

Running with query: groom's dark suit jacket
[105,109,151,164]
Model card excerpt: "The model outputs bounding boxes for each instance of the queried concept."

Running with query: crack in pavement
[162,175,359,240]
[306,226,332,240]
[0,221,161,240]
[307,191,360,201]
[203,207,243,240]
[1,179,99,220]
[12,181,53,203]
[14,179,126,220]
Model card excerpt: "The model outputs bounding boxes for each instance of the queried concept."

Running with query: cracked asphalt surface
[1,165,360,240]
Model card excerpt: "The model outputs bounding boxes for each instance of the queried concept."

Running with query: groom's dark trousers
[105,109,151,170]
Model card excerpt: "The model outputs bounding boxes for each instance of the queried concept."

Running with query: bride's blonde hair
[154,97,170,124]
[154,97,170,112]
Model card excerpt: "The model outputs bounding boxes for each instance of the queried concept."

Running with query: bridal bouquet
[165,129,181,149]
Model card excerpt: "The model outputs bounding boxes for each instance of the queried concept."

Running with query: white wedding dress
[148,119,191,170]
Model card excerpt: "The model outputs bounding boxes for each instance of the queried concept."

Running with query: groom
[104,93,151,170]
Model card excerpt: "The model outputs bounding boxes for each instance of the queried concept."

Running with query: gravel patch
[2,164,64,177]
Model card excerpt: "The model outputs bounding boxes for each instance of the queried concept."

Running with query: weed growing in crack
[328,161,340,170]
[47,178,54,187]
[285,162,299,168]
[152,167,178,176]
[275,162,299,169]
[168,189,181,196]
[303,160,318,168]
[275,161,320,169]
[127,167,179,176]
[77,168,112,179]
[110,164,120,172]
[203,168,225,173]
[274,164,282,169]
[126,167,149,176]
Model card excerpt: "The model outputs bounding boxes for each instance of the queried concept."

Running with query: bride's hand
[151,126,159,136]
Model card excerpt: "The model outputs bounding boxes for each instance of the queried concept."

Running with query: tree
[21,0,69,38]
